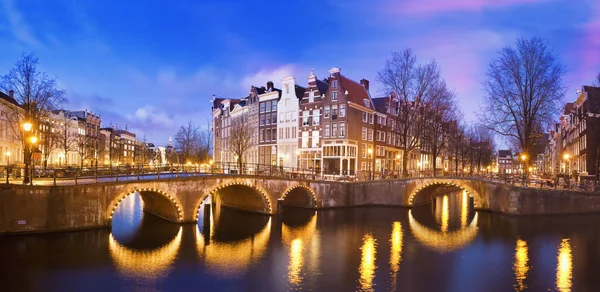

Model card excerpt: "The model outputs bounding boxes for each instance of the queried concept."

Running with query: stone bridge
[2,175,600,234]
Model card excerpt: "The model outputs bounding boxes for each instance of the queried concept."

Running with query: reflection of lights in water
[288,239,304,287]
[358,233,377,292]
[109,227,182,278]
[408,210,478,253]
[441,195,449,232]
[389,222,403,291]
[513,239,529,291]
[282,213,318,289]
[461,191,468,228]
[195,217,272,276]
[556,238,572,292]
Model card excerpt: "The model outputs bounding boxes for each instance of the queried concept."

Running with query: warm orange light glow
[5,151,10,157]
[23,122,32,132]
[29,136,37,144]
[563,153,570,160]
[389,222,403,291]
[441,195,449,233]
[367,148,373,155]
[395,154,400,159]
[520,154,527,161]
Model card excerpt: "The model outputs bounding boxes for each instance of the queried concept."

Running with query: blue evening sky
[1,0,598,144]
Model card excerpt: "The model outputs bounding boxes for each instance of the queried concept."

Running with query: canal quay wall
[1,176,600,234]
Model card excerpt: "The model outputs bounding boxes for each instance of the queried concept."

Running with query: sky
[0,0,598,145]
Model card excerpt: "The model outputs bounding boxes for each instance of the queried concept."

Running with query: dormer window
[332,80,338,88]
[363,99,370,108]
[284,84,290,94]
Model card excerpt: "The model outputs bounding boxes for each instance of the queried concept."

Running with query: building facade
[277,76,304,169]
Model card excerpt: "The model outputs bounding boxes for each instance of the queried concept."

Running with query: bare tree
[55,114,76,166]
[480,37,566,175]
[377,49,444,177]
[595,72,600,87]
[421,82,458,176]
[0,52,67,182]
[227,114,254,174]
[75,128,93,167]
[174,121,201,163]
[39,119,58,169]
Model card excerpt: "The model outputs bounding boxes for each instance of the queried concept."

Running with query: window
[324,106,330,118]
[272,101,277,112]
[369,114,374,124]
[285,84,289,94]
[272,113,276,124]
[362,127,367,140]
[324,124,330,138]
[312,131,319,147]
[292,127,297,139]
[260,129,264,142]
[260,103,265,113]
[362,112,367,122]
[279,128,283,139]
[332,123,338,137]
[332,105,338,120]
[261,115,265,126]
[302,131,309,148]
[309,91,315,103]
[302,111,310,126]
[368,129,373,141]
[332,92,338,100]
[340,104,346,117]
[313,109,320,125]
[361,143,367,158]
[266,129,271,141]
[376,146,381,156]
[382,131,385,142]
[285,127,290,139]
[340,123,346,137]
[272,128,277,141]
[332,80,338,88]
[266,113,271,125]
[361,162,366,171]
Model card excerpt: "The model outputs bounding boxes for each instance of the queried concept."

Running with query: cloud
[391,0,549,15]
[125,105,174,133]
[0,0,42,47]
[240,65,297,90]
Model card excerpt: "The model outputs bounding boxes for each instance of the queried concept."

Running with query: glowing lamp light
[367,148,373,155]
[6,151,10,157]
[23,122,32,132]
[29,136,38,144]
[520,154,527,161]
[563,154,570,160]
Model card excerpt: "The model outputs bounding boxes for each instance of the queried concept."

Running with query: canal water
[2,191,600,292]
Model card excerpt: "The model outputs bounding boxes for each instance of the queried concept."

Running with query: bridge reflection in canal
[15,189,586,291]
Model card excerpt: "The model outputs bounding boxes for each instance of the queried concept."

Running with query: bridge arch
[194,181,272,220]
[409,181,480,208]
[280,185,317,208]
[108,188,184,223]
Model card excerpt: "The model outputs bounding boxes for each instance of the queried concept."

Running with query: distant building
[276,76,304,169]
[497,150,513,174]
[0,90,23,165]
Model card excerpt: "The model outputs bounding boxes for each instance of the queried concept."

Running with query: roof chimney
[360,79,370,91]
[8,90,14,99]
[266,81,274,92]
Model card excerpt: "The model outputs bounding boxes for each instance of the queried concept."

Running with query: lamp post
[28,135,37,186]
[367,148,373,180]
[22,121,33,185]
[563,153,570,187]
[520,154,527,185]
[6,151,10,184]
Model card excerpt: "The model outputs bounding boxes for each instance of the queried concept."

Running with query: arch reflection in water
[556,238,573,292]
[513,239,529,291]
[358,233,377,292]
[281,211,319,289]
[408,210,479,253]
[109,227,182,279]
[195,207,272,276]
[389,222,403,291]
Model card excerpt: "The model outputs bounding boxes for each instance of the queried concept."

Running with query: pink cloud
[393,0,548,15]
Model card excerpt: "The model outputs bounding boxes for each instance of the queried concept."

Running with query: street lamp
[520,153,528,185]
[367,148,373,180]
[5,151,10,184]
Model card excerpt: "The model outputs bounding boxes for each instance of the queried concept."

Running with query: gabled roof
[294,84,306,99]
[316,79,328,95]
[0,91,21,107]
[371,97,389,114]
[339,75,373,108]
